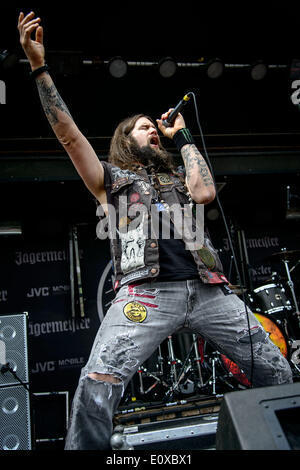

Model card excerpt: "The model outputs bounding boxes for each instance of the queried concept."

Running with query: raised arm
[17,12,105,200]
[157,110,216,205]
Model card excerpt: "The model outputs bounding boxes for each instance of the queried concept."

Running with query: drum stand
[133,332,247,404]
[192,334,204,387]
[281,253,300,326]
[167,336,180,386]
[279,251,300,377]
[164,334,205,400]
[137,344,166,398]
[209,352,217,396]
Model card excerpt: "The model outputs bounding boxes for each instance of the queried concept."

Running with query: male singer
[18,11,292,449]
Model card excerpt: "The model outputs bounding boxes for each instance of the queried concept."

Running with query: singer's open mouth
[149,136,159,147]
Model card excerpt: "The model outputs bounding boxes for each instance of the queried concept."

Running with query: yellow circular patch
[123,301,147,323]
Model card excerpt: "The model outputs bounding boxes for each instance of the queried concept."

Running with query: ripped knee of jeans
[88,372,121,384]
[84,372,124,403]
[237,325,265,344]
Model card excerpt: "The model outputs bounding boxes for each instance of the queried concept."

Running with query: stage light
[158,57,177,78]
[207,59,224,79]
[108,57,128,78]
[250,61,268,80]
[0,221,22,236]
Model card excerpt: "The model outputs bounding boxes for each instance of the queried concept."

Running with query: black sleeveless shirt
[153,203,199,281]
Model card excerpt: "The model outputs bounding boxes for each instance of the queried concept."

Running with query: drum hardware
[269,249,300,262]
[228,284,248,296]
[156,344,164,377]
[164,335,201,400]
[262,248,300,348]
[290,259,300,274]
[290,340,300,367]
[266,248,300,327]
[137,343,168,398]
[137,367,164,396]
[201,350,236,395]
[281,251,300,327]
[209,352,218,395]
[168,334,206,396]
[267,248,300,307]
[136,335,197,402]
[192,334,204,387]
[252,283,292,316]
[167,335,181,385]
[177,362,196,395]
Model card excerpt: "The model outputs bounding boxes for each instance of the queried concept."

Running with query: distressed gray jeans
[64,279,293,450]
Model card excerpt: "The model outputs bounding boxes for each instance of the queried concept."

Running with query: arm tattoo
[36,72,73,126]
[181,144,214,186]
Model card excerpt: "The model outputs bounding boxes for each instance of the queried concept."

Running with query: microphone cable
[186,91,254,387]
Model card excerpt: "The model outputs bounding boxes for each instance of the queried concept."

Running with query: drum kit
[122,248,300,404]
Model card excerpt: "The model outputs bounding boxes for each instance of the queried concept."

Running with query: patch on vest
[197,247,216,270]
[123,301,148,323]
[117,216,146,274]
[157,173,172,185]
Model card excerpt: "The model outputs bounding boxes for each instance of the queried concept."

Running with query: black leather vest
[97,161,227,290]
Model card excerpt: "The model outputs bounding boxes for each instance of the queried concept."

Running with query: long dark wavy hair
[108,114,177,173]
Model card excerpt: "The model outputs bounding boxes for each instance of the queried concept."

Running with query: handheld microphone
[162,92,192,127]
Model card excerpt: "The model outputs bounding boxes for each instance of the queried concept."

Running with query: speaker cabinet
[0,313,29,387]
[0,385,32,450]
[0,313,31,450]
[216,382,300,450]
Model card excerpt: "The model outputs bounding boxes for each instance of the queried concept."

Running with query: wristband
[173,128,195,151]
[30,64,49,79]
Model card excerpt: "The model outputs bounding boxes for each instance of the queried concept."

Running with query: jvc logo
[291,80,300,105]
[27,287,50,298]
[0,80,6,104]
[32,361,56,373]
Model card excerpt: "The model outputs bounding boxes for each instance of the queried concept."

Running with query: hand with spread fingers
[17,11,45,71]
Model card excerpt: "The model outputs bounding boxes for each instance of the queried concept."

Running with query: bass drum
[220,312,289,387]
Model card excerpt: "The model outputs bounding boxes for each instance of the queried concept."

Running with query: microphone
[162,92,192,127]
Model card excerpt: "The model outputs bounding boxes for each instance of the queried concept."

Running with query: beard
[129,137,175,173]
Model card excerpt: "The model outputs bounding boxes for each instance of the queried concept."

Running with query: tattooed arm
[180,144,216,204]
[157,109,216,204]
[17,12,105,200]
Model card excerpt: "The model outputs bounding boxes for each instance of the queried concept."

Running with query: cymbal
[268,249,300,261]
